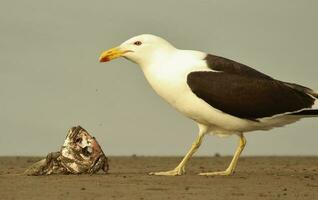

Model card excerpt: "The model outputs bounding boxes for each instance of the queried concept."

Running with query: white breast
[142,50,207,111]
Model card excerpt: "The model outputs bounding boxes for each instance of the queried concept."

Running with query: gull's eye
[134,41,142,46]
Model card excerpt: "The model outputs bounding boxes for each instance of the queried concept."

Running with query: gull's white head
[99,34,176,66]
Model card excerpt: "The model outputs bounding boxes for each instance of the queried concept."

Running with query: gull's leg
[199,133,246,176]
[149,125,207,176]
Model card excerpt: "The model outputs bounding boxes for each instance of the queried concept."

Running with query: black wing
[186,54,315,120]
[204,54,273,79]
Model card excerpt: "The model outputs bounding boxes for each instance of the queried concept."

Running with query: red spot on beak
[99,56,110,62]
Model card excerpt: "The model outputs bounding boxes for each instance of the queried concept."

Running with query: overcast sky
[1,0,317,156]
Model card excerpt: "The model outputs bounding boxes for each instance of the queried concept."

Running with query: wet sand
[0,156,318,200]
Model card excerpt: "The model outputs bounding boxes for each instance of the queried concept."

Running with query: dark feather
[205,54,272,79]
[186,54,316,120]
[283,82,318,98]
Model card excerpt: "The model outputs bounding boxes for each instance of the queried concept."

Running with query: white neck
[138,47,178,69]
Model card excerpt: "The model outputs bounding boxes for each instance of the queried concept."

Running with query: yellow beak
[99,47,127,62]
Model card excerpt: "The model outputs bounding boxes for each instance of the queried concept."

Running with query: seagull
[99,34,318,176]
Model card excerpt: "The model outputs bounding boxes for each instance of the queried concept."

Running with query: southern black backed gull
[99,34,318,176]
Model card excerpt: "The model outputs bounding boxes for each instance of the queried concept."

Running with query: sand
[0,156,318,200]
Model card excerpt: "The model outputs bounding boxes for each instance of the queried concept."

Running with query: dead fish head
[63,126,102,161]
[25,125,108,176]
[61,126,108,173]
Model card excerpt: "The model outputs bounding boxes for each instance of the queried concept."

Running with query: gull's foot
[149,167,185,176]
[198,170,234,176]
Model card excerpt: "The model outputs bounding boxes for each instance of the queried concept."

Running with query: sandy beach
[1,156,318,200]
